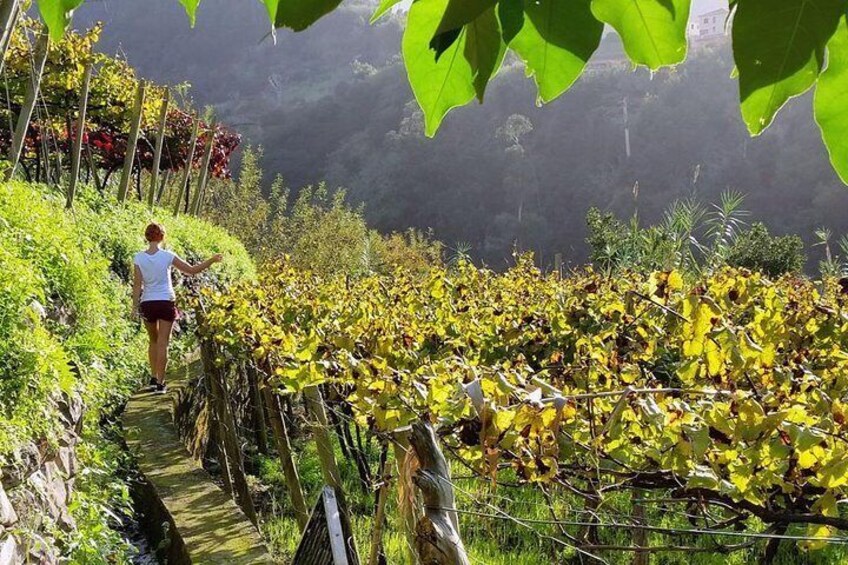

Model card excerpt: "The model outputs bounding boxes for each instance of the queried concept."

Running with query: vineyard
[185,257,848,562]
[3,1,848,564]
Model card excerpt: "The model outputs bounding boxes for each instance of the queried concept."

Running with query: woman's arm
[132,265,142,315]
[172,254,223,276]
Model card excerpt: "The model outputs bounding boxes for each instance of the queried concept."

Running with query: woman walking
[132,222,222,393]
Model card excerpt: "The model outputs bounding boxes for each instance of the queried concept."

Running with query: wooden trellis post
[197,325,258,525]
[0,0,21,74]
[190,120,215,216]
[367,443,391,565]
[117,80,146,202]
[66,61,93,209]
[409,419,470,565]
[246,363,269,455]
[173,117,199,216]
[261,380,310,530]
[303,385,361,561]
[5,28,49,181]
[147,87,169,209]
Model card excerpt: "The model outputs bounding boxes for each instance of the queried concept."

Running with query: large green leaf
[511,0,603,104]
[177,0,202,27]
[276,0,342,32]
[590,0,690,70]
[37,0,85,41]
[403,0,504,136]
[370,0,404,23]
[734,0,845,135]
[815,15,848,183]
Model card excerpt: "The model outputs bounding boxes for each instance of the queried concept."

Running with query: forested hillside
[76,0,848,267]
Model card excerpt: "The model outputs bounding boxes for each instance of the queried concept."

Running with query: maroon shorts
[139,301,178,323]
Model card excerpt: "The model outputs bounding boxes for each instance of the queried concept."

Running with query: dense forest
[76,0,848,268]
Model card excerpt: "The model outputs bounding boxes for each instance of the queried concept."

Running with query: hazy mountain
[72,0,848,267]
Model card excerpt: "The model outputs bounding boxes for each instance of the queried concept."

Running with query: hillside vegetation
[0,180,253,561]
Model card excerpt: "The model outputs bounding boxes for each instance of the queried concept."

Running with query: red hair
[144,223,165,242]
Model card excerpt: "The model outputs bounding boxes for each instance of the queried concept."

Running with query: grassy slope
[0,181,254,563]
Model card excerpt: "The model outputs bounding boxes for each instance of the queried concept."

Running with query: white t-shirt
[134,249,179,302]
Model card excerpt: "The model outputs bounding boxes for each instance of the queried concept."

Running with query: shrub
[727,222,806,278]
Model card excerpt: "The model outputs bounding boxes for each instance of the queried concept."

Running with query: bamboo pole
[0,0,20,74]
[147,87,169,209]
[117,80,146,202]
[5,28,49,181]
[190,120,215,215]
[261,382,310,530]
[173,117,198,216]
[66,61,92,208]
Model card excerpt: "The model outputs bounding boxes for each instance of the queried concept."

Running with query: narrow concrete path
[123,362,272,564]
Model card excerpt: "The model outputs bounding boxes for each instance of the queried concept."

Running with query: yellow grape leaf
[494,409,516,432]
[817,456,848,489]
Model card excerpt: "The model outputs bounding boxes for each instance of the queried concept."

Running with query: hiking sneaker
[154,382,167,395]
[148,377,158,390]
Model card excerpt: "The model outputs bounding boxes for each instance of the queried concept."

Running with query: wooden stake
[246,363,269,455]
[409,419,470,565]
[190,121,215,216]
[0,0,20,74]
[117,80,146,202]
[367,444,390,565]
[303,385,361,560]
[173,117,198,216]
[303,386,343,490]
[6,28,48,181]
[148,87,169,209]
[261,381,309,530]
[66,61,92,209]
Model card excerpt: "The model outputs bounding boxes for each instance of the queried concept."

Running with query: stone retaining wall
[0,392,83,564]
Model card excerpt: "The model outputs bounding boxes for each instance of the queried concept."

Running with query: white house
[689,8,730,41]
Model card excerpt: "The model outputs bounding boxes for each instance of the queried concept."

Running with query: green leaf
[261,0,280,23]
[431,0,498,55]
[403,0,505,136]
[815,15,848,183]
[498,0,526,45]
[178,0,202,27]
[276,0,342,32]
[733,0,845,135]
[590,0,691,70]
[511,0,603,104]
[37,0,85,41]
[467,9,507,101]
[370,0,403,24]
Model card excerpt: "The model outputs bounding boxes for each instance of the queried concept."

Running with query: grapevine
[201,256,848,551]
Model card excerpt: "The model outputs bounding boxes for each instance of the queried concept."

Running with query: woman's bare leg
[143,320,159,382]
[155,320,174,383]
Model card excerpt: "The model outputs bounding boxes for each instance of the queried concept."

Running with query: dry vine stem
[409,419,470,565]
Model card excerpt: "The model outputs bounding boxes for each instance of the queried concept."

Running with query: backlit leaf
[38,0,85,41]
[511,0,603,104]
[403,0,504,135]
[590,0,691,70]
[733,0,845,135]
[815,15,848,183]
[370,0,404,23]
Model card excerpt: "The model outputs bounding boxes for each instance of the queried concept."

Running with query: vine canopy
[35,0,848,183]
